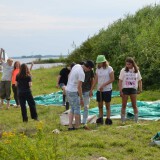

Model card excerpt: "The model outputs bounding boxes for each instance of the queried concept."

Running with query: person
[12,61,21,107]
[66,60,94,130]
[56,62,75,110]
[12,62,34,108]
[90,55,114,125]
[81,61,94,130]
[15,63,38,122]
[0,48,13,109]
[118,57,142,123]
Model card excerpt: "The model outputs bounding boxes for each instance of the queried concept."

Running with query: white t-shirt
[1,62,13,81]
[66,64,85,92]
[119,68,142,89]
[96,66,113,91]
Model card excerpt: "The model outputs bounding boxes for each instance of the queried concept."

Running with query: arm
[89,74,98,97]
[30,62,34,71]
[137,80,142,94]
[0,48,4,62]
[99,71,115,91]
[56,75,61,88]
[118,79,123,97]
[77,81,84,106]
[29,82,32,87]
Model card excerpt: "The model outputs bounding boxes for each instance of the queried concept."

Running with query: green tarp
[10,90,120,106]
[9,91,160,120]
[87,101,160,120]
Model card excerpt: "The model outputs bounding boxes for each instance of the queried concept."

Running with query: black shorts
[122,88,137,95]
[96,90,112,103]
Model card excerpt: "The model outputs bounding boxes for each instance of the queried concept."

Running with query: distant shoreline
[11,55,67,59]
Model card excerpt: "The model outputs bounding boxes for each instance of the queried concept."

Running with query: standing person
[12,62,34,108]
[66,60,94,130]
[118,57,142,123]
[15,63,38,122]
[0,48,13,109]
[81,61,94,130]
[56,63,75,110]
[12,61,21,107]
[90,55,114,125]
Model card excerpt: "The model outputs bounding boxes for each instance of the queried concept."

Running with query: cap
[85,60,94,68]
[96,55,106,63]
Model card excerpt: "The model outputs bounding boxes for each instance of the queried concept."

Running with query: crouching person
[66,61,94,130]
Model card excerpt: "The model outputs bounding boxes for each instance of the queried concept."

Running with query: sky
[0,0,159,57]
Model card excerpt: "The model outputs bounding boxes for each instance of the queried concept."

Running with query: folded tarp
[87,101,160,120]
[10,90,120,106]
[60,110,97,125]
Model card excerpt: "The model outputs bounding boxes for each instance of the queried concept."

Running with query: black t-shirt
[16,75,32,93]
[82,70,94,92]
[59,67,70,85]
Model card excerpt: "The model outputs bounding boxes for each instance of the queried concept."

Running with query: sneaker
[68,127,75,131]
[96,117,104,125]
[105,118,112,125]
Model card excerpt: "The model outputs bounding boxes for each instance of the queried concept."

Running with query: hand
[80,99,84,106]
[137,90,142,94]
[120,91,123,97]
[89,90,93,97]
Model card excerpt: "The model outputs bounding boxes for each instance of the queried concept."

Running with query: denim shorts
[66,91,80,115]
[96,90,112,103]
[122,88,137,95]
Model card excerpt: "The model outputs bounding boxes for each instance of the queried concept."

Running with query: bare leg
[6,100,10,109]
[68,112,74,128]
[130,94,138,122]
[75,114,81,128]
[121,95,128,122]
[98,101,103,118]
[105,102,111,119]
[0,99,4,108]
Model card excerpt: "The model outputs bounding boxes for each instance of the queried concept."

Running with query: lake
[12,57,64,70]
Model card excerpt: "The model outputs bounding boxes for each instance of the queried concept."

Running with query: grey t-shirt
[2,62,13,81]
[82,70,94,92]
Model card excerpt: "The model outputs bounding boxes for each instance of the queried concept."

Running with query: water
[12,57,64,70]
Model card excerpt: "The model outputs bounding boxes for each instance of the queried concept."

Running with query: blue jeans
[82,91,90,124]
[66,91,81,115]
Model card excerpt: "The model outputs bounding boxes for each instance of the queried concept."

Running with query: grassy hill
[67,4,160,89]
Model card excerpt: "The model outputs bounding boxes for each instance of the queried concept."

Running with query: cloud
[0,4,113,31]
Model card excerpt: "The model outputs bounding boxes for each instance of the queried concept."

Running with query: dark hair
[84,60,94,68]
[125,57,138,73]
[13,61,21,70]
[18,63,31,78]
[70,62,76,69]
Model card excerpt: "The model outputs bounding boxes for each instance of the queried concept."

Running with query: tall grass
[0,67,160,160]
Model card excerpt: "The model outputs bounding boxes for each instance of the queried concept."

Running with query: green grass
[0,67,160,160]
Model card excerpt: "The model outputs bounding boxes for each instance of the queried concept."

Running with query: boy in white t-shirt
[118,57,142,123]
[66,60,94,130]
[90,55,114,125]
